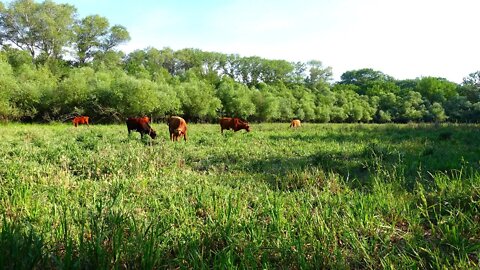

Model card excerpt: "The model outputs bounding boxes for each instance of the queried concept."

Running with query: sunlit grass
[0,122,479,268]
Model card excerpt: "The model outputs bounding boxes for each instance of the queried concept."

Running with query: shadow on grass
[200,124,480,192]
[0,219,45,269]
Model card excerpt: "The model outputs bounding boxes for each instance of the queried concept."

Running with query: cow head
[174,129,183,136]
[241,122,250,132]
[149,128,157,139]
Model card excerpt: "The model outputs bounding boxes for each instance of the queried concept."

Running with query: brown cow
[219,117,250,134]
[290,119,301,128]
[126,117,157,139]
[168,116,187,142]
[73,116,89,127]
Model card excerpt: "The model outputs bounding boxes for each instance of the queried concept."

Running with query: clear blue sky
[50,0,480,82]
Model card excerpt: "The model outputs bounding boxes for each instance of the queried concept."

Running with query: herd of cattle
[72,115,301,142]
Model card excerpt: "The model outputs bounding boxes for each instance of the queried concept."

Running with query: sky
[46,0,480,82]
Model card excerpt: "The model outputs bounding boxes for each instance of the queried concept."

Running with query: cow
[126,117,157,139]
[73,116,89,127]
[168,116,187,142]
[219,117,250,134]
[290,119,301,128]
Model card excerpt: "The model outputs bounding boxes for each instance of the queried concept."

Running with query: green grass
[0,122,479,269]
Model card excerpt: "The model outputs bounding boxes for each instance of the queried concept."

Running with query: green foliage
[0,58,17,118]
[216,77,255,118]
[398,91,427,122]
[1,1,480,123]
[177,76,221,121]
[251,84,280,121]
[0,0,76,60]
[55,67,96,115]
[73,15,110,65]
[339,68,395,95]
[112,73,162,117]
[416,77,458,103]
[428,102,448,123]
[1,46,34,70]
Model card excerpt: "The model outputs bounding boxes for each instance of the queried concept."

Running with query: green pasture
[0,123,479,269]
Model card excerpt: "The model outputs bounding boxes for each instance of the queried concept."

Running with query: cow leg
[184,132,187,142]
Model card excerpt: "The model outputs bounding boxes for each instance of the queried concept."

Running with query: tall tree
[339,68,394,95]
[0,0,76,60]
[100,25,130,52]
[460,71,480,103]
[305,60,333,90]
[415,77,457,104]
[73,15,109,65]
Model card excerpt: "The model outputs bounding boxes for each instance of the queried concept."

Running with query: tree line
[1,0,480,123]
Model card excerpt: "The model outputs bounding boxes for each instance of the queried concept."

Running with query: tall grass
[0,123,479,268]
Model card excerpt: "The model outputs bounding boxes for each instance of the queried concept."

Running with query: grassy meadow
[0,122,479,269]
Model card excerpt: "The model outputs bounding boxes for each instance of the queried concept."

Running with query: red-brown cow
[73,116,89,127]
[219,117,250,134]
[290,119,301,128]
[168,116,187,142]
[126,117,157,139]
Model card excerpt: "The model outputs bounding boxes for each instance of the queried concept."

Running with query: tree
[0,0,39,58]
[12,64,56,120]
[91,50,124,71]
[100,25,130,52]
[110,73,162,117]
[339,68,395,95]
[444,95,471,122]
[152,81,181,118]
[35,0,76,59]
[291,85,316,120]
[251,84,280,121]
[460,71,480,103]
[1,45,33,71]
[73,15,109,65]
[0,0,77,60]
[176,76,221,121]
[0,57,17,118]
[216,77,255,119]
[315,88,336,123]
[54,67,96,116]
[305,60,333,90]
[415,77,457,104]
[428,102,447,123]
[397,91,427,122]
[259,59,294,84]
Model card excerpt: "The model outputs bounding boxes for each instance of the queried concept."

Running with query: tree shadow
[0,219,45,269]
[198,124,480,192]
[264,124,480,191]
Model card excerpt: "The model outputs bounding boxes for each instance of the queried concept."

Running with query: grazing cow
[126,117,157,139]
[168,116,187,142]
[219,117,250,134]
[73,116,89,127]
[290,119,301,128]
